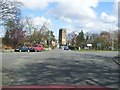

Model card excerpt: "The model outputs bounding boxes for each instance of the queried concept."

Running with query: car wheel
[27,50,30,52]
[19,50,21,52]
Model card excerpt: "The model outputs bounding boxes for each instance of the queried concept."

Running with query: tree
[3,19,25,48]
[23,17,36,43]
[67,31,78,45]
[93,36,105,50]
[76,30,85,48]
[118,30,120,50]
[90,33,99,40]
[93,31,111,50]
[49,31,56,45]
[26,22,55,46]
[0,0,22,21]
[2,30,11,45]
[114,30,120,50]
[2,0,25,48]
[25,17,34,36]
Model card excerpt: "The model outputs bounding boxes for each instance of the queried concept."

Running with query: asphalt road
[2,49,119,88]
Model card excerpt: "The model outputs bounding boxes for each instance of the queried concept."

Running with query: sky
[1,0,119,38]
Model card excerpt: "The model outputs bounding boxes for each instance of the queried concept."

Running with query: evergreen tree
[76,30,85,48]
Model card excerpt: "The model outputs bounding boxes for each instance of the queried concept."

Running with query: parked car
[32,44,44,52]
[14,46,35,52]
[64,45,69,50]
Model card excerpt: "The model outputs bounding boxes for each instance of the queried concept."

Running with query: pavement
[1,49,119,88]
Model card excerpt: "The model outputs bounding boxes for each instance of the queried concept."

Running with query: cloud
[32,16,51,27]
[64,25,75,33]
[84,20,117,34]
[60,16,72,24]
[49,1,118,34]
[47,0,99,33]
[18,0,118,35]
[49,0,98,20]
[18,0,53,9]
[85,22,94,29]
[100,12,117,23]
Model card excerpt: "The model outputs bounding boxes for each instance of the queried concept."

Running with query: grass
[72,49,118,52]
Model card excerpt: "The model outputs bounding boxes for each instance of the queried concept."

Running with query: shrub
[68,45,78,50]
[51,45,57,49]
[43,44,49,48]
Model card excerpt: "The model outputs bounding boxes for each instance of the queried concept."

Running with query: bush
[68,45,78,50]
[51,45,57,49]
[43,44,49,48]
[43,44,56,49]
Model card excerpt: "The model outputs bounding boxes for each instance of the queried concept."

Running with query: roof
[85,39,94,45]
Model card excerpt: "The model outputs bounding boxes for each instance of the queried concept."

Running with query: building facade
[59,28,66,46]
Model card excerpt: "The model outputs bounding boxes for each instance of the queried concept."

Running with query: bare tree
[2,0,25,48]
[25,17,34,36]
[0,0,22,20]
[67,31,78,45]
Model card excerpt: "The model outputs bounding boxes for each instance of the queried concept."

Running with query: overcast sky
[1,0,119,38]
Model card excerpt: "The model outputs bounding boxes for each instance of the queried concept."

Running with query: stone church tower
[59,28,66,46]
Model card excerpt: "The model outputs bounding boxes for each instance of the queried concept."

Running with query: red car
[32,44,44,52]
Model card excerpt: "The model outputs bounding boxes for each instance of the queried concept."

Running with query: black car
[14,46,35,52]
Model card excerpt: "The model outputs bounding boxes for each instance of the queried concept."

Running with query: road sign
[97,43,101,46]
[87,44,92,47]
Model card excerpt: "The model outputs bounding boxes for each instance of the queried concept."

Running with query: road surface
[2,49,119,88]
